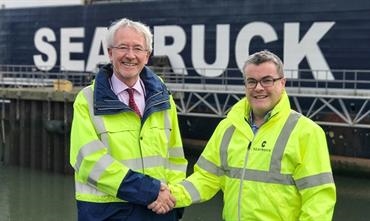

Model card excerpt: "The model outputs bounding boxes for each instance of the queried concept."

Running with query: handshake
[147,183,176,214]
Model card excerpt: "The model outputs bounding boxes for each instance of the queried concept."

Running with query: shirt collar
[110,73,145,96]
[249,110,272,123]
[248,110,272,134]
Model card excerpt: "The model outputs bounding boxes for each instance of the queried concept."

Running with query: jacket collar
[93,64,171,120]
[227,91,291,132]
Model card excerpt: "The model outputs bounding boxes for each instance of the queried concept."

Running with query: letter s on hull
[33,27,57,71]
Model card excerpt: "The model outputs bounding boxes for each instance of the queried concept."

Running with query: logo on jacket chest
[252,140,272,152]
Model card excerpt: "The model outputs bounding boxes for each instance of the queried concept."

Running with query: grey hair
[106,18,153,53]
[243,50,284,77]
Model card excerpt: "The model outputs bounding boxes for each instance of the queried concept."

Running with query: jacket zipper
[238,141,252,221]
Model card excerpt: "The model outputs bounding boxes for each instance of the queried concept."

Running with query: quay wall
[0,88,369,176]
[0,87,78,174]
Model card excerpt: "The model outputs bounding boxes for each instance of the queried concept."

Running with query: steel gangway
[153,67,370,129]
[0,64,369,128]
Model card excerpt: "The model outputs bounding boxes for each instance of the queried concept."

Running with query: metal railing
[0,65,93,88]
[1,64,370,93]
[0,64,369,128]
[150,66,370,128]
[153,67,370,95]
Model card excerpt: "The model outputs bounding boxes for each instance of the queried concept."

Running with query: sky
[0,0,82,9]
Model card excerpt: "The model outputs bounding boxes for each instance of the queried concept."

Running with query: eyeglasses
[245,76,283,89]
[111,45,148,55]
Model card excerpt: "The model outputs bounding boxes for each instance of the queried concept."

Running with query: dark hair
[243,50,284,77]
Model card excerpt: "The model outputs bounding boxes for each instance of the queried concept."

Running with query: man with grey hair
[164,50,336,220]
[70,18,187,221]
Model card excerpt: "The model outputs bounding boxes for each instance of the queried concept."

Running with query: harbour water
[1,159,370,220]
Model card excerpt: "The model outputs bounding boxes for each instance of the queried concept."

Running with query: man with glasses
[70,18,187,221]
[159,50,336,220]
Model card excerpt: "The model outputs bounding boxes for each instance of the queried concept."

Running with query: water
[0,165,76,221]
[1,165,370,221]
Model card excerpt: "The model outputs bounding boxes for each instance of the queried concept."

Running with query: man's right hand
[147,183,176,214]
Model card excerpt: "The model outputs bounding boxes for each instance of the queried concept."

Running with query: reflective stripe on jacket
[70,64,187,203]
[171,91,336,221]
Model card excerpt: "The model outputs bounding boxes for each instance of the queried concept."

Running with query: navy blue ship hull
[0,0,369,159]
[1,0,370,72]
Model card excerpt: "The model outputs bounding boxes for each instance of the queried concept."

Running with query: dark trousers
[77,201,181,221]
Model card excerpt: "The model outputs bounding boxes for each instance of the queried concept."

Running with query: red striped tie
[126,88,141,117]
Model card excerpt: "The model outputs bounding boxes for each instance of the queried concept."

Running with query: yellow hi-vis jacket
[70,65,187,204]
[170,91,336,221]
